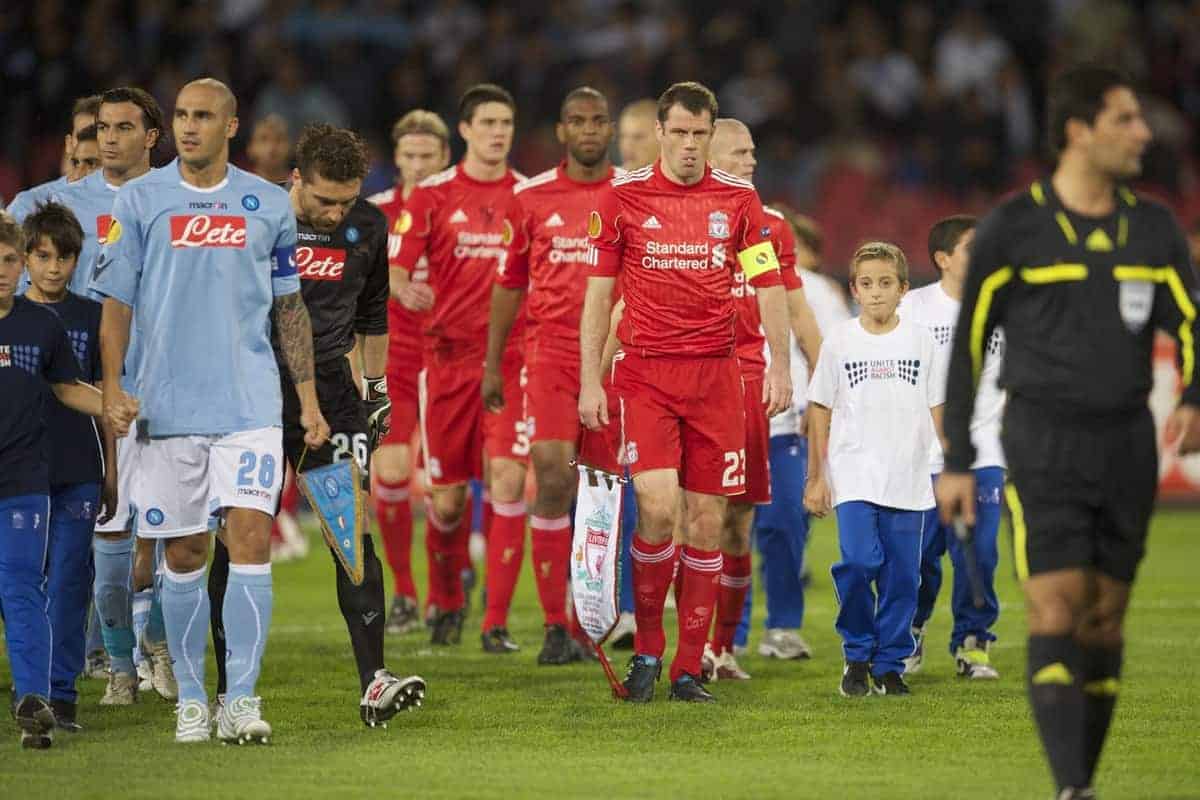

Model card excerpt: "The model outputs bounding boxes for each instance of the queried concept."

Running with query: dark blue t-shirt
[0,296,83,499]
[29,292,103,488]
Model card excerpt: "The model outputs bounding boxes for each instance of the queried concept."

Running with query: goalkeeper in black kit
[209,124,425,726]
[937,65,1200,800]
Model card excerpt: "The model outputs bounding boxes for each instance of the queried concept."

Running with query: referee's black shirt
[944,179,1200,472]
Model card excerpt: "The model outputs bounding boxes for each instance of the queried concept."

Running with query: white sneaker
[175,700,210,743]
[360,669,426,727]
[903,625,925,674]
[955,635,1000,680]
[136,660,154,693]
[148,640,178,700]
[700,643,718,682]
[217,695,272,745]
[100,671,138,705]
[758,629,813,660]
[608,612,636,650]
[712,649,751,680]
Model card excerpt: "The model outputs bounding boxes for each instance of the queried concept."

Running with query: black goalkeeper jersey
[275,197,390,366]
[944,178,1200,471]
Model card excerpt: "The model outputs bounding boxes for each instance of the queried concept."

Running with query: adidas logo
[449,209,468,224]
[546,212,564,227]
[642,216,661,229]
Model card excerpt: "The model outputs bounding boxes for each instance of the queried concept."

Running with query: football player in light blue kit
[900,216,1005,679]
[66,87,176,707]
[93,78,329,744]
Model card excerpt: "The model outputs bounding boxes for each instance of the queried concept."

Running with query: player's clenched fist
[578,380,608,432]
[802,473,831,518]
[301,405,331,449]
[103,387,139,438]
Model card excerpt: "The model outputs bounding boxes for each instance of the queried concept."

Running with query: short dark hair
[23,202,84,260]
[1046,64,1132,156]
[0,211,24,254]
[928,215,977,266]
[459,83,516,125]
[656,82,718,124]
[560,86,608,120]
[71,94,102,130]
[75,124,98,144]
[295,123,368,183]
[100,87,166,143]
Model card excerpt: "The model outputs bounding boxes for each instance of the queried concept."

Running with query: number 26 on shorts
[722,449,747,489]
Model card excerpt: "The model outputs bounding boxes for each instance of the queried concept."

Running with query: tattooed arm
[272,291,330,448]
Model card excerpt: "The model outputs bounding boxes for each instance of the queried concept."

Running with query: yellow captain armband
[738,240,779,280]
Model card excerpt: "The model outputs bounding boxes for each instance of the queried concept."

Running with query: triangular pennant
[296,460,366,585]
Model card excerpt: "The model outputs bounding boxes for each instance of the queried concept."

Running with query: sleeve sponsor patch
[738,240,779,280]
[105,218,124,246]
[588,210,602,239]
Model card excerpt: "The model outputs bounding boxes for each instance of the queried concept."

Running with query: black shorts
[281,356,369,482]
[1001,395,1157,584]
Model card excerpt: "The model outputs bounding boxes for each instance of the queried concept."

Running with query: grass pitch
[2,510,1198,799]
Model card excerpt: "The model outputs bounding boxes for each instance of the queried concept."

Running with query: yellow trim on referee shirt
[1005,483,1030,581]
[1055,212,1079,245]
[1019,264,1088,284]
[738,240,780,280]
[1114,265,1198,387]
[1119,186,1137,207]
[1030,181,1046,206]
[970,267,1013,383]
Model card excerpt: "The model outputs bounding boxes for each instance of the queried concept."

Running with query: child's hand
[804,474,831,517]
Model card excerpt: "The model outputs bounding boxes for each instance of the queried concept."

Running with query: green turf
[2,510,1198,799]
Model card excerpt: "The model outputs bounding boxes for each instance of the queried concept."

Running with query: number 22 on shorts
[722,449,747,488]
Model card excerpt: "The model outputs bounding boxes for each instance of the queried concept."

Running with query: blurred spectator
[253,49,349,132]
[718,43,791,128]
[935,4,1013,110]
[246,114,291,185]
[845,5,923,133]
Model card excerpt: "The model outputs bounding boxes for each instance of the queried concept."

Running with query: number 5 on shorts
[237,451,278,488]
[722,449,746,489]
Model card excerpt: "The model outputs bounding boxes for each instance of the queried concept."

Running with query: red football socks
[530,514,571,627]
[482,500,526,630]
[631,534,676,659]
[375,478,415,600]
[712,552,751,655]
[671,546,723,682]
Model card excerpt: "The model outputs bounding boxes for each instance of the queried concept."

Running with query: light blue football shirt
[55,169,128,297]
[90,159,299,436]
[6,175,70,221]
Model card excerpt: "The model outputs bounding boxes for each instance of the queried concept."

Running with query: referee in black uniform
[938,65,1200,800]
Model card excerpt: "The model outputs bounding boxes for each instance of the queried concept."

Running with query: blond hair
[0,211,25,254]
[390,109,450,147]
[850,241,908,283]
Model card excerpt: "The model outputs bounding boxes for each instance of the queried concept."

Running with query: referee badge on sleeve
[1118,280,1154,333]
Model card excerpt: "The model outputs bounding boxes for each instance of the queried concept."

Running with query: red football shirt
[392,164,523,356]
[499,163,618,366]
[589,162,783,358]
[368,185,426,372]
[733,204,802,376]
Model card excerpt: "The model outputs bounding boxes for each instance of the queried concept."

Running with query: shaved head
[712,118,750,142]
[709,118,756,182]
[181,78,237,116]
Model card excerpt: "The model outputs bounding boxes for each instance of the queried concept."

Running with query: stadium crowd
[3,7,1200,800]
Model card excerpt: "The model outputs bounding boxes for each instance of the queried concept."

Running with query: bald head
[181,78,237,116]
[618,99,659,169]
[709,118,756,182]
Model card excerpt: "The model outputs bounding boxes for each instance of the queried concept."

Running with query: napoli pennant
[296,460,366,585]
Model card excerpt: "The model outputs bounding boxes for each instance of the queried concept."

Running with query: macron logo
[449,209,468,224]
[546,212,565,228]
[642,216,662,229]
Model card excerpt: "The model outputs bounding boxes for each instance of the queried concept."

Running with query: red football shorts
[384,358,421,445]
[418,350,484,486]
[735,375,771,505]
[484,353,529,463]
[525,346,582,446]
[578,374,623,475]
[611,351,747,496]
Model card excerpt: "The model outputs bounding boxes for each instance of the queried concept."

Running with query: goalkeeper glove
[364,375,391,452]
